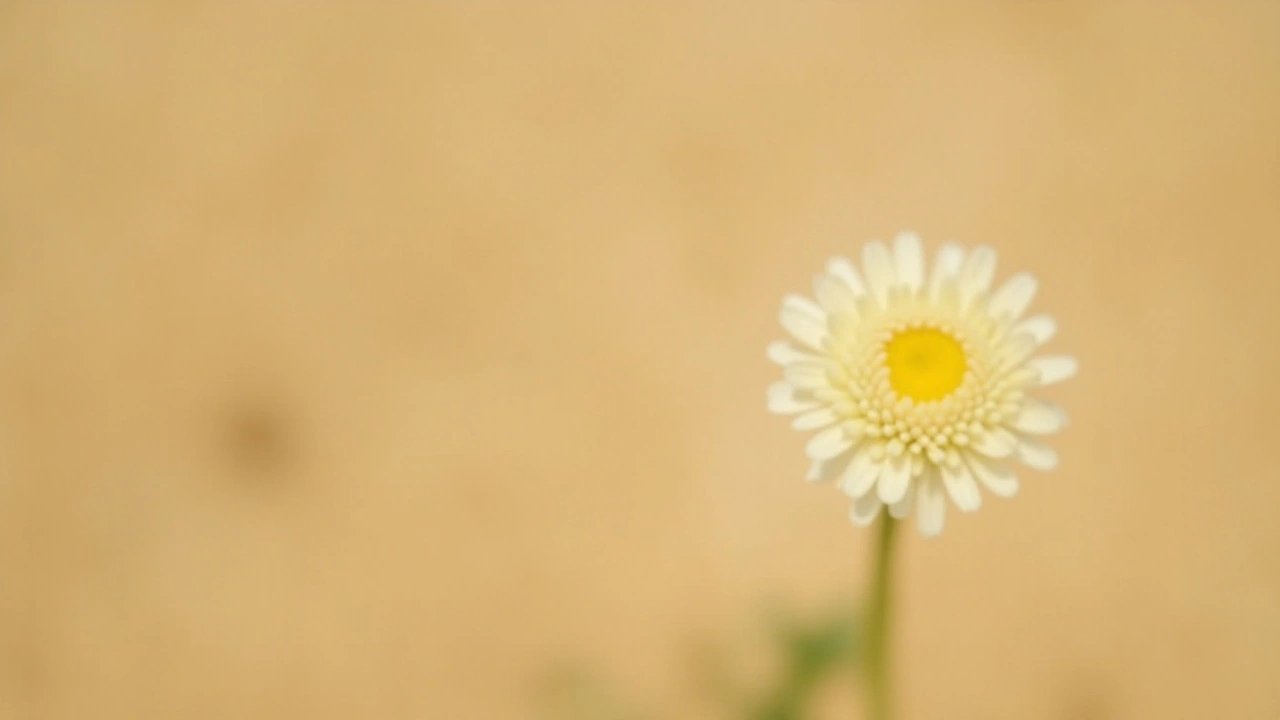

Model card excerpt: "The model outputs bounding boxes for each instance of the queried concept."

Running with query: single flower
[767,233,1076,537]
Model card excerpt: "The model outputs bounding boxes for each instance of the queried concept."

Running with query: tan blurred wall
[2,2,1279,719]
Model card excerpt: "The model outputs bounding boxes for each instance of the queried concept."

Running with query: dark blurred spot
[222,397,295,481]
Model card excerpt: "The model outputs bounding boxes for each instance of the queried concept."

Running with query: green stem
[864,515,899,720]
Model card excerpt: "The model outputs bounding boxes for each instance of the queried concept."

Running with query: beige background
[2,2,1280,719]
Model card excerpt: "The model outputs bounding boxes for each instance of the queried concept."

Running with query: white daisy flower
[767,233,1076,537]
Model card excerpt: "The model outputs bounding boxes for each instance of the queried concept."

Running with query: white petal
[828,312,860,342]
[861,241,895,306]
[893,231,924,293]
[972,427,1018,458]
[957,246,997,306]
[1015,438,1058,470]
[876,455,911,504]
[813,274,858,315]
[785,293,824,318]
[1028,356,1078,386]
[988,273,1038,321]
[766,341,816,366]
[940,462,982,512]
[1015,315,1057,346]
[1001,367,1040,391]
[996,334,1037,374]
[916,473,947,537]
[888,486,914,519]
[767,382,816,414]
[793,407,838,431]
[849,492,883,526]
[839,444,882,498]
[826,256,867,296]
[965,454,1019,498]
[1012,399,1066,435]
[780,295,827,350]
[806,449,853,483]
[928,243,966,301]
[806,426,852,460]
[784,361,830,390]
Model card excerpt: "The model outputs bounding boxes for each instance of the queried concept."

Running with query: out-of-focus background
[2,2,1279,719]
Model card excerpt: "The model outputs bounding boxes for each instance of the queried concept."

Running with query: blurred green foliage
[536,599,861,720]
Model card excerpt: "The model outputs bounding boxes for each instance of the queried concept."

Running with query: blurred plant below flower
[534,597,862,720]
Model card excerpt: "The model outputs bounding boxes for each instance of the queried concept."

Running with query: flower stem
[864,514,899,720]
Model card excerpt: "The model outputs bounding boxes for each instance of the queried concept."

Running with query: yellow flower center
[884,327,967,402]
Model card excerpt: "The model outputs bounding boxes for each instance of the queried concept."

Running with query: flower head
[768,233,1076,537]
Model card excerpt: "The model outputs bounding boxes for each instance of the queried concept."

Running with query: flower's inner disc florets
[884,326,967,402]
[838,318,991,469]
